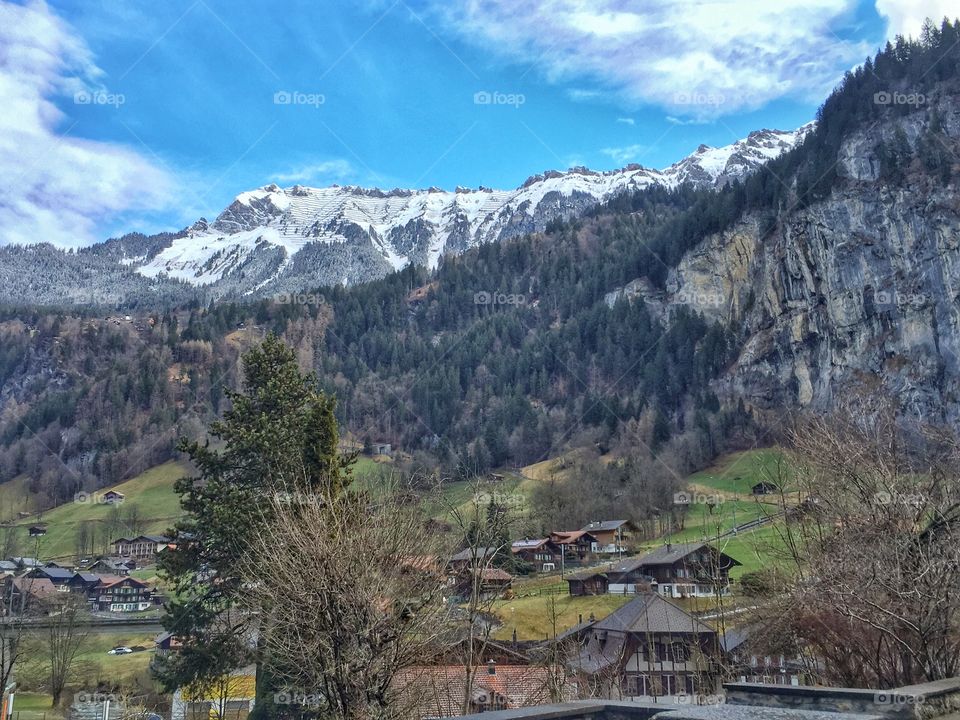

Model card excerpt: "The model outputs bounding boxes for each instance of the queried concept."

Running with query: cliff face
[663,96,960,421]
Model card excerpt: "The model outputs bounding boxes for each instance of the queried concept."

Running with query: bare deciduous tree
[241,481,454,720]
[446,476,517,715]
[771,409,960,687]
[43,594,90,706]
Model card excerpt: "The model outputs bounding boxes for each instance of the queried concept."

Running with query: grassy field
[491,590,634,641]
[10,461,190,561]
[714,522,796,578]
[72,630,159,684]
[6,693,62,720]
[0,474,41,523]
[686,447,794,497]
[11,629,158,717]
[641,447,797,579]
[10,453,388,563]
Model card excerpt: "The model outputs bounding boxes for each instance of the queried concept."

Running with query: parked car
[107,646,133,655]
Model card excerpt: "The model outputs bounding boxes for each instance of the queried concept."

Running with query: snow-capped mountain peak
[134,122,813,294]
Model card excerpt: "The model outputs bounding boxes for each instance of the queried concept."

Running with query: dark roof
[720,625,753,653]
[633,541,742,567]
[581,520,629,533]
[565,567,608,581]
[143,535,172,543]
[450,547,498,563]
[605,556,648,574]
[9,557,41,567]
[113,534,171,544]
[36,567,74,581]
[73,572,100,582]
[575,630,628,673]
[592,592,715,635]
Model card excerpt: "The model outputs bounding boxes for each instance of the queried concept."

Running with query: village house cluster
[0,533,172,614]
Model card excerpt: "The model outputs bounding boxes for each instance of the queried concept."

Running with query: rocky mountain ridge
[0,124,812,306]
[608,93,960,422]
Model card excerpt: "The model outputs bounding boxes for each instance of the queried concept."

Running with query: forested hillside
[2,21,959,511]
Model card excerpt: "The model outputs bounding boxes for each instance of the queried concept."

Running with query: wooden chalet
[633,542,741,598]
[549,530,598,561]
[570,592,720,698]
[565,567,609,596]
[510,538,562,571]
[580,520,637,554]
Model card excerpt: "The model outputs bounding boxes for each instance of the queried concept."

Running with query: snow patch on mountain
[135,123,814,290]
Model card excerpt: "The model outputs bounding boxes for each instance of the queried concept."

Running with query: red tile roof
[393,665,565,718]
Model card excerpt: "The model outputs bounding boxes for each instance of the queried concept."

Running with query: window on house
[671,642,689,662]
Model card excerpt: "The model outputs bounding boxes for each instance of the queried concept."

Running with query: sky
[0,0,955,247]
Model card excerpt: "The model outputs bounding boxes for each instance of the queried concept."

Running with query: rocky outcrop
[657,97,960,421]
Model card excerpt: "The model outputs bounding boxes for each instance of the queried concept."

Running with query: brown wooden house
[633,542,741,598]
[565,556,655,596]
[580,520,637,554]
[549,530,599,561]
[510,538,562,571]
[565,568,609,596]
[570,592,720,698]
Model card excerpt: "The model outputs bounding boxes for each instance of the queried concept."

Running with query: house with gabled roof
[632,542,741,598]
[102,490,126,504]
[580,520,636,554]
[24,566,74,591]
[1,575,59,613]
[565,557,656,596]
[570,592,720,698]
[549,530,598,561]
[510,538,562,571]
[85,556,135,575]
[565,567,609,596]
[112,534,173,560]
[92,575,152,612]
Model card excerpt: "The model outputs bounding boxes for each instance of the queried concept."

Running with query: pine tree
[155,335,353,694]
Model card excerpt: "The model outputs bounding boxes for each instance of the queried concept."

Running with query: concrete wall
[723,679,960,720]
[454,700,667,720]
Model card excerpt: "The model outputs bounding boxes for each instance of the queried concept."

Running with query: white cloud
[427,0,872,118]
[272,159,357,185]
[875,0,958,40]
[0,0,173,247]
[616,117,635,125]
[601,144,647,165]
[666,115,711,126]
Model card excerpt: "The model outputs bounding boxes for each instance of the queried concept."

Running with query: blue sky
[0,0,952,245]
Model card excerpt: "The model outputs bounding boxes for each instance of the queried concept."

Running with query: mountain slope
[0,124,812,306]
